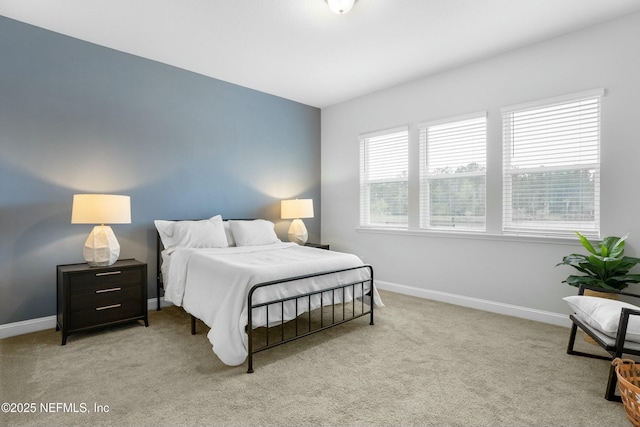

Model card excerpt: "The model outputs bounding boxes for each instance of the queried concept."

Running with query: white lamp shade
[327,0,355,14]
[71,194,131,224]
[281,199,314,219]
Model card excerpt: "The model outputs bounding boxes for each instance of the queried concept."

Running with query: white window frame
[359,126,409,228]
[419,112,487,232]
[502,89,604,238]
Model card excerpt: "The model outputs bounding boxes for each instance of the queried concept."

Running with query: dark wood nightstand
[56,259,148,345]
[304,242,330,250]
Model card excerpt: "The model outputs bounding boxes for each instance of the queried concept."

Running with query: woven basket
[583,289,619,345]
[613,358,640,427]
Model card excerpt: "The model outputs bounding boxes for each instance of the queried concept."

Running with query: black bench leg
[567,323,579,355]
[606,364,622,402]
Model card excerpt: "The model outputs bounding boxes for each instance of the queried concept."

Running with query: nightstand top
[57,258,145,273]
[304,243,330,250]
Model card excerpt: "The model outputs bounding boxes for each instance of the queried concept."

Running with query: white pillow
[154,215,228,250]
[563,295,640,343]
[223,221,236,247]
[228,219,279,246]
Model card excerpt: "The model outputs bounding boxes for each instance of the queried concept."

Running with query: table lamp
[71,194,131,266]
[281,199,314,245]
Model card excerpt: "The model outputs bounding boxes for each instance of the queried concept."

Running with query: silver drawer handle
[95,287,121,294]
[95,271,121,277]
[95,304,122,311]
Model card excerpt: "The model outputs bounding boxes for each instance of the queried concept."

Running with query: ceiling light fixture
[327,0,355,15]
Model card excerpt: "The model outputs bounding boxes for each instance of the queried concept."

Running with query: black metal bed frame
[155,227,375,373]
[246,264,374,373]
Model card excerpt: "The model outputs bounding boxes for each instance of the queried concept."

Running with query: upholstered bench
[565,285,640,401]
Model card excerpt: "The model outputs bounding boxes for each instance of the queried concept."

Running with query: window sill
[355,227,579,246]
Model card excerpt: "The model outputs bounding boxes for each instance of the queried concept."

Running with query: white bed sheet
[162,242,383,366]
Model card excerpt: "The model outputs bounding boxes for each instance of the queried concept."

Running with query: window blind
[419,113,486,231]
[502,89,603,237]
[359,127,409,228]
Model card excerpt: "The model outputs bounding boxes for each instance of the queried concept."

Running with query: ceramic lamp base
[287,219,308,245]
[83,225,120,267]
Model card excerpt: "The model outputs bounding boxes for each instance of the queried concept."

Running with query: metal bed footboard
[246,264,374,373]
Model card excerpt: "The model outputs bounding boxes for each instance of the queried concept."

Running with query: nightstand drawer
[68,269,141,292]
[69,283,142,310]
[68,301,144,330]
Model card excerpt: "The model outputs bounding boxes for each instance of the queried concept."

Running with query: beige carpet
[0,290,631,426]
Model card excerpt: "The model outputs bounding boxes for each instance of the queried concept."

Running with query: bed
[155,215,382,372]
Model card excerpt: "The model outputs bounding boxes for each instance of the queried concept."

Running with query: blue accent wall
[0,17,321,325]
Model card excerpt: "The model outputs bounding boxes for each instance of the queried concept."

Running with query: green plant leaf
[563,275,601,288]
[598,281,624,291]
[619,256,640,270]
[601,236,622,258]
[556,254,594,276]
[576,231,598,255]
[603,257,622,274]
[557,254,588,265]
[587,255,606,278]
[610,233,630,258]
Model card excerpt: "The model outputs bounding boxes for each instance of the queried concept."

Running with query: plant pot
[583,288,619,345]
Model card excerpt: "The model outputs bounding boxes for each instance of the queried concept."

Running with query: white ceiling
[1,0,640,108]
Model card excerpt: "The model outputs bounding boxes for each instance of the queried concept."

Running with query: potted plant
[559,232,640,345]
[557,232,640,291]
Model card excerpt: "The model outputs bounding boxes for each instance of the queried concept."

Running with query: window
[419,113,486,231]
[359,127,409,228]
[502,89,603,237]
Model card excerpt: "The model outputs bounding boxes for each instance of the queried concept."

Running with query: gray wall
[0,17,321,325]
[321,12,640,324]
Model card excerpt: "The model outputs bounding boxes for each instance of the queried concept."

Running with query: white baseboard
[0,315,57,340]
[375,280,571,328]
[1,286,569,340]
[0,297,174,340]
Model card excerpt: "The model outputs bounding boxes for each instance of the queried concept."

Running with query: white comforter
[162,242,383,366]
